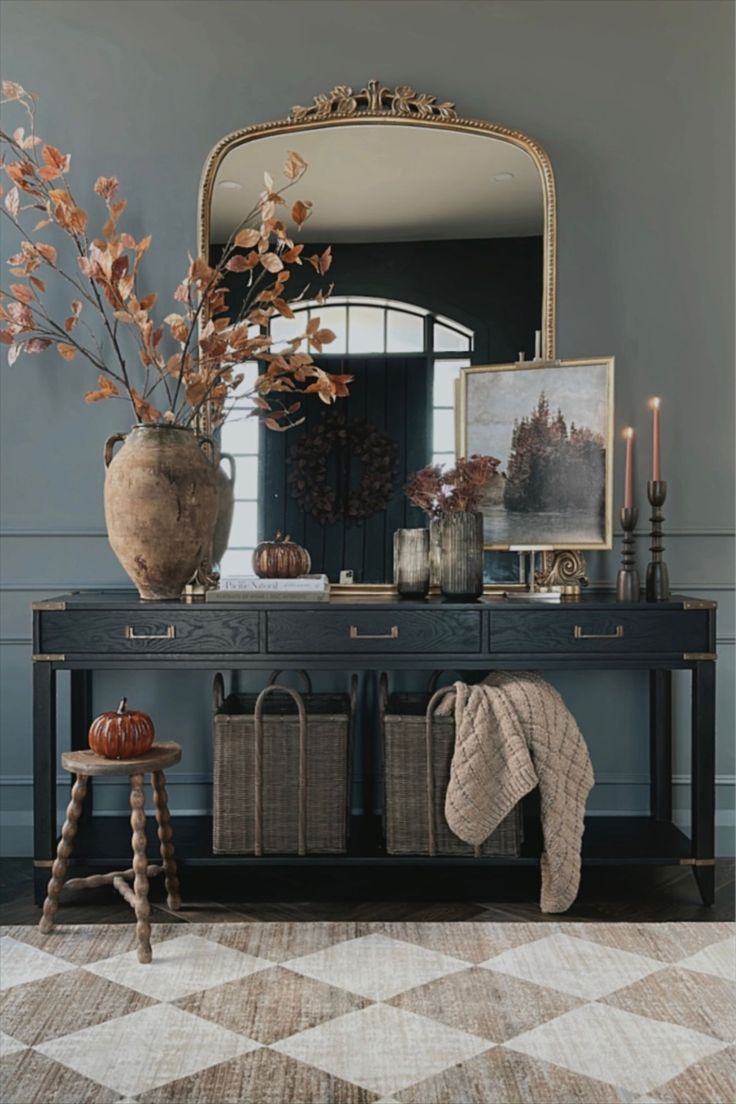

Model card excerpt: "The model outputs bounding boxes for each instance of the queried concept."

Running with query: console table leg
[70,671,93,818]
[33,661,57,907]
[649,670,672,821]
[691,661,716,906]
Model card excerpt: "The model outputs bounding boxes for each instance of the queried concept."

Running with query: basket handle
[267,670,313,695]
[212,672,225,712]
[427,669,467,694]
[424,686,457,857]
[254,684,308,858]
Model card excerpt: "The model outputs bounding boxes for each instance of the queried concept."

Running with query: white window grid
[219,298,473,576]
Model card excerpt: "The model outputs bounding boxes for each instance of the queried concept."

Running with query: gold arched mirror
[199,81,556,586]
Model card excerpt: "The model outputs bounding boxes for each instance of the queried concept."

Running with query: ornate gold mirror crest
[199,81,567,594]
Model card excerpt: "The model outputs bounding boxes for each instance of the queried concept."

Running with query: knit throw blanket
[437,672,594,913]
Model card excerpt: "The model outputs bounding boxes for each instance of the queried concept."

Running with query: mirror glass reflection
[209,124,545,583]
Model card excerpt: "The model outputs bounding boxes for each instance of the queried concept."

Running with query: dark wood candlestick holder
[646,480,670,601]
[616,507,640,601]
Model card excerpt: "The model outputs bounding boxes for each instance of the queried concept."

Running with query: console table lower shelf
[62,813,695,870]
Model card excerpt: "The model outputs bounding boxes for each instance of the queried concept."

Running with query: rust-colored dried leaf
[225,252,259,273]
[130,388,162,423]
[94,176,119,200]
[25,337,51,353]
[260,252,284,273]
[282,243,304,265]
[291,200,312,227]
[4,186,19,217]
[305,245,332,275]
[234,227,260,248]
[10,283,34,304]
[271,297,294,319]
[84,375,119,402]
[64,299,82,332]
[35,242,57,265]
[29,276,46,293]
[2,80,29,102]
[57,342,77,360]
[283,150,307,180]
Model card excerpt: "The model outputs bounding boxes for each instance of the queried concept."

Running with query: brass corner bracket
[683,652,718,662]
[290,80,457,122]
[682,599,718,610]
[679,857,716,867]
[32,653,65,662]
[31,601,66,611]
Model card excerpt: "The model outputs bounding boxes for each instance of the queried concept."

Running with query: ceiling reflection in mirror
[206,120,549,584]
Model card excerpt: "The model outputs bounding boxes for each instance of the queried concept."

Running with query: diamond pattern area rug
[1,922,734,1103]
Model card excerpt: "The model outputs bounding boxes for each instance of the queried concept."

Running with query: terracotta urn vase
[104,424,219,600]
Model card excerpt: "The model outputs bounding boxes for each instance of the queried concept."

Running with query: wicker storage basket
[213,671,355,855]
[381,675,522,856]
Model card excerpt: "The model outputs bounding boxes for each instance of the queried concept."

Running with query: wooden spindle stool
[39,743,182,964]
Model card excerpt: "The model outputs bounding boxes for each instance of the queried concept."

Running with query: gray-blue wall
[1,0,733,854]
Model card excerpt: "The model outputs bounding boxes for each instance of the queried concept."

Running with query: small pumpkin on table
[252,532,312,579]
[88,699,155,759]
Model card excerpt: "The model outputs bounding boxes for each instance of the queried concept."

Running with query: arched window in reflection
[220,296,474,577]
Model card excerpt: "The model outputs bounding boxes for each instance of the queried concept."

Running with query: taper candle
[623,427,634,509]
[649,397,661,481]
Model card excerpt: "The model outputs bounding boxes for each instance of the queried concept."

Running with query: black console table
[31,589,717,906]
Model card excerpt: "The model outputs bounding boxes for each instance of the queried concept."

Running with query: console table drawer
[267,610,481,654]
[39,610,260,654]
[489,610,709,655]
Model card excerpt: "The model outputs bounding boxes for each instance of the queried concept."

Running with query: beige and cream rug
[1,921,734,1103]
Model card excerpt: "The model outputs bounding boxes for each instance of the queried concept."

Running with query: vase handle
[198,435,216,463]
[103,432,127,468]
[219,452,236,482]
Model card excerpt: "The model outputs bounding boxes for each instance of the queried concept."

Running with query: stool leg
[129,772,152,964]
[152,769,181,910]
[39,773,88,934]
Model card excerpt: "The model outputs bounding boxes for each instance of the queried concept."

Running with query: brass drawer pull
[573,625,624,640]
[124,625,176,641]
[349,625,399,640]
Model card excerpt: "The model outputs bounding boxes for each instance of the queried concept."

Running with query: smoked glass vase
[393,528,430,598]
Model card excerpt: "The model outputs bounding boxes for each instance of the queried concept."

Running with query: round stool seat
[61,742,181,777]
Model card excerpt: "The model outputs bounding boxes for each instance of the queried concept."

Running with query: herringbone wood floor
[2,858,733,926]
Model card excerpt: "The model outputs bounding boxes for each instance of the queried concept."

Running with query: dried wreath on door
[288,411,398,524]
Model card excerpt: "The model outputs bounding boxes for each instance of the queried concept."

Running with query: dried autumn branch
[0,81,352,430]
[405,455,502,516]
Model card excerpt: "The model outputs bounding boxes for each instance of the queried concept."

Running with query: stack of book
[206,574,330,602]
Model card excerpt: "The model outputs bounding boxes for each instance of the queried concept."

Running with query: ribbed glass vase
[439,511,484,601]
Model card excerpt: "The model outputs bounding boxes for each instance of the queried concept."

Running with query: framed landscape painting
[457,358,614,550]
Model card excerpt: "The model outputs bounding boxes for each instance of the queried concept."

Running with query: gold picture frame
[457,358,615,551]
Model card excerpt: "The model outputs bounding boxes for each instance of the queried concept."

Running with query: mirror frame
[197,80,557,594]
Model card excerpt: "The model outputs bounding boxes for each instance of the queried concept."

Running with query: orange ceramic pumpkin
[252,532,311,578]
[88,699,155,759]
